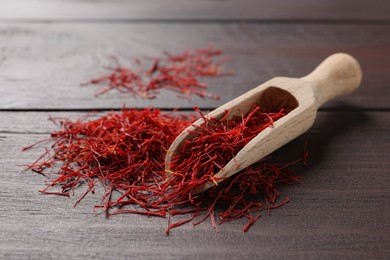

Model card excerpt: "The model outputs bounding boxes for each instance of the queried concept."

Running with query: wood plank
[0,0,389,21]
[0,23,389,110]
[1,110,389,258]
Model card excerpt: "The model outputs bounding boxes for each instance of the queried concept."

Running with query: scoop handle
[300,53,362,107]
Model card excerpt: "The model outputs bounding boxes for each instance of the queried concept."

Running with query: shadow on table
[271,102,373,185]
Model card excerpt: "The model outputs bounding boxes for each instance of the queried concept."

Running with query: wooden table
[1,1,389,259]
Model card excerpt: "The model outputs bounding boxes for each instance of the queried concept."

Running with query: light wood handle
[300,53,362,107]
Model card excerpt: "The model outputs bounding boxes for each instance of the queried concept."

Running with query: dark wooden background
[1,1,389,259]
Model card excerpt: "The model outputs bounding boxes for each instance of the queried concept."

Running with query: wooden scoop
[165,53,362,192]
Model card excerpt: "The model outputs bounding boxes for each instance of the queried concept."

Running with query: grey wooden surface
[0,23,389,110]
[1,1,389,259]
[0,0,389,21]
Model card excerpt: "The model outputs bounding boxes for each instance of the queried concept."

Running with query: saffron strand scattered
[23,105,306,234]
[82,46,234,100]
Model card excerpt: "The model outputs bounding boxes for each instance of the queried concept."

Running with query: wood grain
[0,0,389,21]
[1,111,389,259]
[0,23,389,110]
[0,0,389,259]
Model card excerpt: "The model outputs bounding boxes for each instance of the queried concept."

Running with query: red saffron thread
[23,105,306,234]
[166,209,171,236]
[82,46,234,100]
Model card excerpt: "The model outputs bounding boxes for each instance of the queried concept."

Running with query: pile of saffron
[168,106,286,194]
[23,106,307,234]
[82,47,233,100]
[162,105,305,233]
[23,108,193,210]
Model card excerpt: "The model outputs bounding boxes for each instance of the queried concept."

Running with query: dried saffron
[160,103,305,232]
[82,46,234,100]
[168,105,286,194]
[23,106,307,234]
[22,108,194,214]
